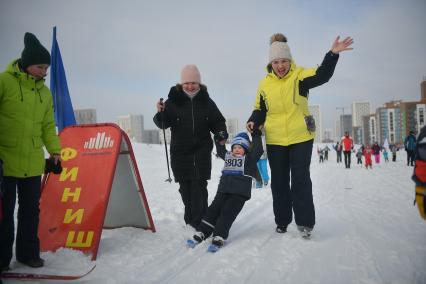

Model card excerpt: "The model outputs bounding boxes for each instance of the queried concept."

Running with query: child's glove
[214,131,228,143]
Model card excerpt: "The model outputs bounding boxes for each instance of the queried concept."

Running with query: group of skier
[320,130,416,170]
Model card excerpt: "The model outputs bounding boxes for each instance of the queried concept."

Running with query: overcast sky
[1,0,425,132]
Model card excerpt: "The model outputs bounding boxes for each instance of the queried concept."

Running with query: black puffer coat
[153,85,227,182]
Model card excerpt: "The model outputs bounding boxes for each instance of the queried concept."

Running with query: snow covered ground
[3,143,426,284]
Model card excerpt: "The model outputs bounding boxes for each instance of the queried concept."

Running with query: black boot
[18,258,44,268]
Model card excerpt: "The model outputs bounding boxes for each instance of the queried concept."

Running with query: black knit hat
[20,32,50,70]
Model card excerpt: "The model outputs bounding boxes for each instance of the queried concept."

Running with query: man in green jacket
[0,32,61,271]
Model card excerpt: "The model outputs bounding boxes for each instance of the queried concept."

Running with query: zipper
[191,99,196,169]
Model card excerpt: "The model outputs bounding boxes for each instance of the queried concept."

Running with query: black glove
[45,157,63,174]
[214,131,228,143]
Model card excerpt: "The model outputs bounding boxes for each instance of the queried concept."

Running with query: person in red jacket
[341,131,354,168]
[363,145,373,169]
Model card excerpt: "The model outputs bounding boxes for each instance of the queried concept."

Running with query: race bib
[222,152,245,175]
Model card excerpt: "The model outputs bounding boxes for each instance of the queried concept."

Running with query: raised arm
[299,36,353,94]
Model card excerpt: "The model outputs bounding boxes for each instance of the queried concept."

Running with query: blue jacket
[215,133,263,200]
[404,134,416,151]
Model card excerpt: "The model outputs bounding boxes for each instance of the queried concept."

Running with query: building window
[389,112,394,131]
[420,108,424,126]
[390,133,394,143]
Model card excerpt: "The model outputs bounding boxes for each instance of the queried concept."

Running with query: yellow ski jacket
[249,51,339,146]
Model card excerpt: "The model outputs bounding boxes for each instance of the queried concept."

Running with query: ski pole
[160,98,173,183]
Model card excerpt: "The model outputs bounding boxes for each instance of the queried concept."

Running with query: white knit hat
[269,42,292,63]
[268,33,292,63]
[180,64,201,84]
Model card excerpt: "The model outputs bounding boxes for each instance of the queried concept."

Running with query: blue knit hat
[231,132,250,151]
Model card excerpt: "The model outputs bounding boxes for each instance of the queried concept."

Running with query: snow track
[6,144,425,284]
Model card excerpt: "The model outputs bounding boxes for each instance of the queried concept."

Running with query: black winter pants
[267,140,315,229]
[337,152,342,163]
[197,192,246,239]
[178,179,208,228]
[406,150,415,166]
[0,176,41,267]
[344,151,352,168]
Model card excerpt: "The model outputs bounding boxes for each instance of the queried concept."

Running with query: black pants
[267,140,315,229]
[197,192,246,239]
[344,151,352,168]
[337,152,342,163]
[407,150,415,166]
[0,176,41,267]
[357,157,362,164]
[178,179,208,228]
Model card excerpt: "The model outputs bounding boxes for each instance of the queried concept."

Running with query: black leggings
[0,176,41,266]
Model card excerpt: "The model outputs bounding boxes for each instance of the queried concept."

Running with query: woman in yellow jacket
[247,33,353,237]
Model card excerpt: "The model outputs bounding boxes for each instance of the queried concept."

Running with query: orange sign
[39,123,155,260]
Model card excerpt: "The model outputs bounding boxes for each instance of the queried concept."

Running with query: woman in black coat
[153,65,228,228]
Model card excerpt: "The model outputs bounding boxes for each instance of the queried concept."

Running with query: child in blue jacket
[191,130,263,248]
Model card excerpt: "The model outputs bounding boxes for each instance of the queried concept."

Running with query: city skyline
[2,0,425,131]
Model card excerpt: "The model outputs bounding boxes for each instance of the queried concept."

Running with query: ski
[186,239,200,248]
[207,244,221,253]
[0,264,96,280]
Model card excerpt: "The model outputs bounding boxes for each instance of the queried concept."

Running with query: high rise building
[363,114,377,145]
[117,114,144,143]
[400,102,418,137]
[377,101,403,145]
[74,108,97,124]
[339,114,352,137]
[352,102,371,127]
[421,77,426,101]
[416,104,426,133]
[335,119,341,141]
[309,105,321,143]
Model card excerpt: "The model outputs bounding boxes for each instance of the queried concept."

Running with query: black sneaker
[193,231,205,243]
[212,236,225,247]
[275,225,287,233]
[18,258,44,268]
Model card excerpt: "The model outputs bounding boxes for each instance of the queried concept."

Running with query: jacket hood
[167,84,209,105]
[5,59,46,85]
[5,59,24,77]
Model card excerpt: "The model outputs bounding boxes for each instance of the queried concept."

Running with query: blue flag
[50,26,76,132]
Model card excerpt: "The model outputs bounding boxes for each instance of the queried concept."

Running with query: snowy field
[3,142,426,284]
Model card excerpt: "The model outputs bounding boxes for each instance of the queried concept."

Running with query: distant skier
[372,142,381,164]
[383,148,389,163]
[390,144,398,162]
[405,131,417,166]
[356,148,363,165]
[318,148,324,163]
[363,146,373,169]
[190,131,263,249]
[341,132,354,168]
[334,142,343,163]
[323,145,330,161]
